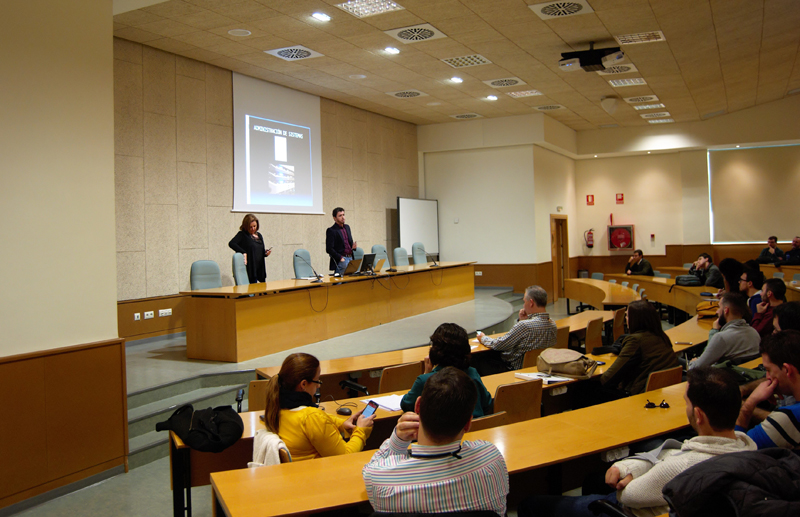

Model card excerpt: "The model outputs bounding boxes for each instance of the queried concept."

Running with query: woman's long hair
[626,300,671,348]
[428,323,470,371]
[264,353,319,433]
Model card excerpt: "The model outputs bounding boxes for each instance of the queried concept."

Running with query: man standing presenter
[326,207,357,275]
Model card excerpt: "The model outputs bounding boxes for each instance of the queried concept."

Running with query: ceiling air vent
[386,89,428,98]
[450,113,482,120]
[640,112,670,119]
[529,0,594,20]
[441,54,491,68]
[506,90,543,98]
[597,64,638,75]
[265,45,324,61]
[615,31,666,45]
[385,23,447,44]
[701,109,726,120]
[624,95,659,103]
[535,105,564,111]
[483,77,527,88]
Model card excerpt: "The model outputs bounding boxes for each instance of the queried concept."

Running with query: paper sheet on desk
[362,394,403,412]
[470,345,478,350]
[515,372,572,383]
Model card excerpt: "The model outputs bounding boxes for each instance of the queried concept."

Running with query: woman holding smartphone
[262,353,375,461]
[228,213,271,283]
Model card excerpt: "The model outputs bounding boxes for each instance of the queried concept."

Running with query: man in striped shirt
[736,329,800,449]
[474,285,558,374]
[362,367,509,516]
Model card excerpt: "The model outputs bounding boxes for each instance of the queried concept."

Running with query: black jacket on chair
[326,222,354,270]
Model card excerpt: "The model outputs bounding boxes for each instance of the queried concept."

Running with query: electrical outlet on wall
[475,271,483,276]
[134,313,141,321]
[158,308,172,317]
[144,311,154,319]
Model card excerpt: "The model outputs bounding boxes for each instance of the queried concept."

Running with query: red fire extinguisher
[584,229,594,248]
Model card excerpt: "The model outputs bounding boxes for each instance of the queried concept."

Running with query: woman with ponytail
[263,353,374,461]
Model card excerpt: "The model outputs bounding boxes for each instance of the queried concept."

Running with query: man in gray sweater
[690,292,761,369]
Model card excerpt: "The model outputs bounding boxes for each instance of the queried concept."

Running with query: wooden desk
[655,266,690,278]
[605,274,709,316]
[210,383,690,517]
[761,264,800,281]
[180,262,475,362]
[254,310,616,398]
[564,278,639,314]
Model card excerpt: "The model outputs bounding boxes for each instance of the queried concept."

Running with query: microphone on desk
[294,254,324,283]
[425,251,440,267]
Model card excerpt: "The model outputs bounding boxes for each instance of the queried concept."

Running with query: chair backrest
[653,270,660,275]
[608,279,616,283]
[645,366,684,392]
[379,361,423,394]
[585,317,603,355]
[683,263,693,269]
[631,283,639,292]
[393,247,409,266]
[278,448,291,463]
[411,242,427,265]
[190,260,222,290]
[248,379,270,412]
[794,273,800,282]
[655,273,671,278]
[522,348,545,369]
[232,253,249,285]
[639,288,646,299]
[293,249,313,278]
[556,325,570,349]
[493,379,542,424]
[612,308,626,341]
[590,272,604,280]
[621,281,629,287]
[371,244,389,271]
[353,247,365,260]
[774,272,785,279]
[469,411,509,432]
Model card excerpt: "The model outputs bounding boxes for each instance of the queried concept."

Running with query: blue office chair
[631,283,639,292]
[393,247,409,267]
[609,279,616,283]
[683,263,693,269]
[371,244,390,271]
[653,270,660,275]
[793,273,800,282]
[774,272,785,279]
[590,272,604,280]
[353,247,365,260]
[232,253,249,285]
[655,273,671,278]
[411,242,427,265]
[293,249,314,278]
[190,260,222,290]
[621,281,629,287]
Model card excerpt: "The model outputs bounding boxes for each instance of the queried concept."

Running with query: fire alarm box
[608,225,634,251]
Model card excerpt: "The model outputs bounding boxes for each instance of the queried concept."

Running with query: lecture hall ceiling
[113,0,800,130]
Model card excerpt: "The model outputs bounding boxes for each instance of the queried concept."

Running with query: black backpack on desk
[155,404,243,453]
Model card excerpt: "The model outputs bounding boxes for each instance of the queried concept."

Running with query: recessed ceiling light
[609,78,647,87]
[384,47,400,54]
[614,31,666,45]
[632,103,666,110]
[594,155,598,158]
[349,74,366,79]
[312,12,331,21]
[648,118,674,124]
[427,102,441,106]
[227,29,251,37]
[506,90,542,98]
[450,77,463,83]
[337,0,405,18]
[486,95,498,101]
[736,145,740,148]
[789,87,800,96]
[647,151,651,154]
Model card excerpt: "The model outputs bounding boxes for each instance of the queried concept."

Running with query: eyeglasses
[310,379,323,385]
[739,277,748,283]
[644,399,670,409]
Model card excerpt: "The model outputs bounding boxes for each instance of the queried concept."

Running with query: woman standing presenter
[229,214,271,283]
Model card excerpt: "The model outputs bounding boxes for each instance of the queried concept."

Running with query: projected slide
[246,116,312,206]
[233,73,323,215]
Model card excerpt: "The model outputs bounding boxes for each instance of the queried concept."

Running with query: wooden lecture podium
[180,262,475,362]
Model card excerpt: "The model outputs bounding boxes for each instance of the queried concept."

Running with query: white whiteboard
[398,198,439,255]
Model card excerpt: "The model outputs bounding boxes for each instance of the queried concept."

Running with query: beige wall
[114,39,418,299]
[533,147,577,263]
[0,1,118,356]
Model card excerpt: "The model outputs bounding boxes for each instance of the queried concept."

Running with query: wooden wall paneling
[0,359,48,500]
[117,294,186,340]
[473,264,539,293]
[44,342,127,480]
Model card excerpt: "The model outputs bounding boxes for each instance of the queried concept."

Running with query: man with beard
[690,292,760,369]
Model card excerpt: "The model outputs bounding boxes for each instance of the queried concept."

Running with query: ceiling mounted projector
[559,43,625,72]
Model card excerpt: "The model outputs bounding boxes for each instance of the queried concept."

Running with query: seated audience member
[624,249,654,276]
[689,253,724,289]
[739,268,764,316]
[474,285,557,375]
[363,367,509,516]
[400,323,492,417]
[774,301,800,332]
[689,293,760,369]
[263,353,374,461]
[783,236,800,265]
[757,235,785,264]
[718,258,745,294]
[736,330,800,449]
[600,300,680,397]
[518,367,756,517]
[751,278,786,337]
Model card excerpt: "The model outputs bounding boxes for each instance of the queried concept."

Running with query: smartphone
[595,361,606,365]
[361,400,379,418]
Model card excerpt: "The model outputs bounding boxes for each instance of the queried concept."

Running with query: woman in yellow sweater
[264,353,374,461]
